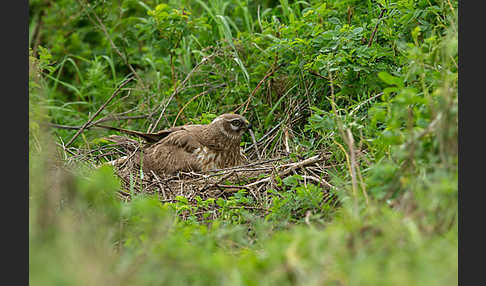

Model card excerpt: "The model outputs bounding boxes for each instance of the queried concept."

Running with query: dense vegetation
[29,0,457,285]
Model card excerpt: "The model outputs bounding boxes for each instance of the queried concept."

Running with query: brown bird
[101,113,252,177]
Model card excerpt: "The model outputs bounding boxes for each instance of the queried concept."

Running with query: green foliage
[268,176,336,223]
[30,0,457,285]
[75,165,122,220]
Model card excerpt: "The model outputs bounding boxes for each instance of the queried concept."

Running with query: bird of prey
[101,114,252,177]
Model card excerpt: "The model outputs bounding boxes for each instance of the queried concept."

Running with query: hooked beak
[245,120,252,131]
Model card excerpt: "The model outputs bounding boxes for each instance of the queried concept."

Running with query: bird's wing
[154,125,206,153]
[179,125,227,151]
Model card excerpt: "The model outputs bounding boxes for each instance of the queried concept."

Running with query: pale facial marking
[219,125,239,140]
[211,117,223,124]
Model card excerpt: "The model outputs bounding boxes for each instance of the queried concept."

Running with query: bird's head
[211,113,252,140]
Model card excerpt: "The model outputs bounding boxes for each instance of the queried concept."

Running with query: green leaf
[378,71,403,87]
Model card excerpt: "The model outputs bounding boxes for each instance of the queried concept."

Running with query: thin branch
[327,67,359,211]
[445,0,457,33]
[150,53,217,132]
[65,77,133,147]
[402,112,443,152]
[237,63,284,114]
[77,0,146,88]
[244,121,283,152]
[249,129,262,160]
[209,157,287,172]
[300,175,334,189]
[356,8,387,80]
[244,155,323,188]
[349,92,384,116]
[367,8,387,47]
[346,129,368,205]
[309,70,327,80]
[171,83,226,127]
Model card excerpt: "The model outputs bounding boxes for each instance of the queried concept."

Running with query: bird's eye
[231,120,241,127]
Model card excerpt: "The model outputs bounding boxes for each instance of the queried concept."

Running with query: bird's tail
[105,135,140,150]
[95,124,171,143]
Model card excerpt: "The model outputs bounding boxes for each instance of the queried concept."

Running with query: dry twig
[244,155,324,188]
[65,77,133,147]
[237,63,284,114]
[172,83,227,127]
[151,53,218,132]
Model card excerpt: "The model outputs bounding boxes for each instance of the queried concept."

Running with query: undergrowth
[29,0,457,285]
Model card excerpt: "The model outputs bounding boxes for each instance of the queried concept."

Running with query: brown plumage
[103,114,252,177]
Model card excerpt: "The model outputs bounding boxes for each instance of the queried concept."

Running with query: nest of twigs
[101,147,337,221]
[112,152,335,203]
[60,120,338,220]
